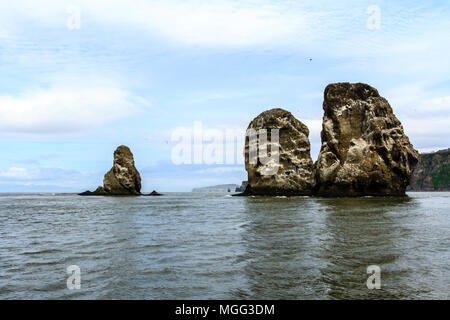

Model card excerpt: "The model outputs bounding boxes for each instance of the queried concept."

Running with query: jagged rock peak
[79,145,142,196]
[314,82,419,196]
[103,145,142,195]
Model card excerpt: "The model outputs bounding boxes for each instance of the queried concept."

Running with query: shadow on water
[317,196,421,299]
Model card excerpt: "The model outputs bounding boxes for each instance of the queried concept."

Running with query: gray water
[0,192,448,300]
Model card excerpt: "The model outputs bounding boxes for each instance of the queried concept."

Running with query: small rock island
[79,145,142,196]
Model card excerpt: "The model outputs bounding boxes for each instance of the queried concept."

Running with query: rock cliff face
[408,149,449,191]
[314,83,419,196]
[235,181,248,192]
[243,108,314,196]
[79,145,142,196]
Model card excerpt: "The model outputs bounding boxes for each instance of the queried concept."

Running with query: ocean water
[0,192,448,300]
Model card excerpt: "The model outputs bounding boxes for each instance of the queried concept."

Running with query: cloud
[403,117,450,139]
[0,167,33,179]
[303,119,322,136]
[381,83,450,151]
[1,0,449,64]
[0,0,326,48]
[195,166,244,174]
[0,166,102,190]
[0,167,80,181]
[0,85,146,135]
[118,0,314,47]
[416,96,450,114]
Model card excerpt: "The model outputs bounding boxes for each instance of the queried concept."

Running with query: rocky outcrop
[79,145,142,196]
[146,190,163,196]
[243,108,314,196]
[314,83,419,196]
[408,148,449,191]
[78,186,108,196]
[235,181,248,192]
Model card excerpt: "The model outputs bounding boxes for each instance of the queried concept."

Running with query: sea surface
[0,192,448,300]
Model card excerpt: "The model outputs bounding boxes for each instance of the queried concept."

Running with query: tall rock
[314,83,419,196]
[79,145,142,196]
[103,145,142,195]
[243,108,314,196]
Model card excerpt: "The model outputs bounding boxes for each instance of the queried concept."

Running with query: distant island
[192,184,239,193]
[408,148,449,191]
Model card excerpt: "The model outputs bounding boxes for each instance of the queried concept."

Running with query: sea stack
[79,145,142,196]
[243,108,314,196]
[314,83,419,196]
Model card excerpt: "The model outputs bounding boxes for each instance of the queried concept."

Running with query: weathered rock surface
[314,83,419,196]
[243,108,314,196]
[408,148,449,191]
[79,145,142,196]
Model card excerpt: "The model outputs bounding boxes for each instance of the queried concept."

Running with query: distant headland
[408,148,449,191]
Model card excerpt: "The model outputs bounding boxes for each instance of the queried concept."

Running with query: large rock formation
[408,148,449,191]
[243,108,314,196]
[314,83,419,196]
[79,145,142,196]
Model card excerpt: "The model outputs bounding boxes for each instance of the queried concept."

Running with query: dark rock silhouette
[146,190,163,196]
[235,181,248,192]
[78,186,107,196]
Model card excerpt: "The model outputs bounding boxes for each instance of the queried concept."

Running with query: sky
[0,0,449,192]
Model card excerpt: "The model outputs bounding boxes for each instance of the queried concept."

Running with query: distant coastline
[408,148,449,191]
[192,184,239,193]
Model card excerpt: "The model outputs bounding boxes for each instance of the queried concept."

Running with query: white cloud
[402,118,450,137]
[0,85,145,134]
[378,86,450,151]
[0,166,101,189]
[416,96,450,114]
[118,0,314,47]
[303,119,322,136]
[0,167,34,179]
[195,166,243,174]
[0,0,325,48]
[384,84,450,118]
